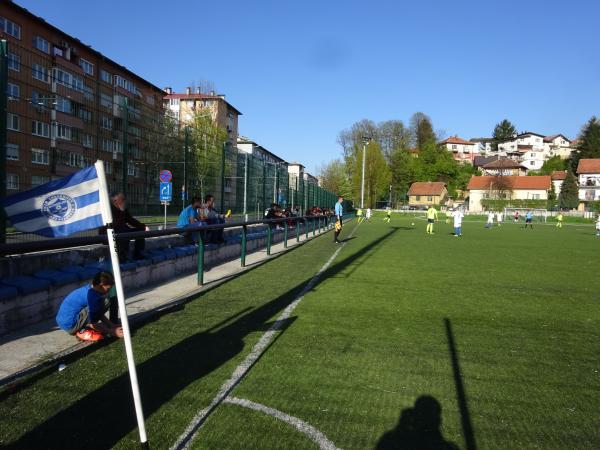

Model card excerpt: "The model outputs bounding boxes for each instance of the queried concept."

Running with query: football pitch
[1,216,599,449]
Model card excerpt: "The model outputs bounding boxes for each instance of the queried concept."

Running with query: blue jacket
[56,285,104,331]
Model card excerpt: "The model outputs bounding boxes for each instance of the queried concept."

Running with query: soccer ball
[411,222,415,226]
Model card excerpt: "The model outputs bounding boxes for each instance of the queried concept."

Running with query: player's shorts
[427,219,434,223]
[525,218,532,223]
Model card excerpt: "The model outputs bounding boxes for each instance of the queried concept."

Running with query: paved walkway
[0,226,333,384]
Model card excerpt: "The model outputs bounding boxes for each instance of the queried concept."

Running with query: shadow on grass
[445,318,477,450]
[376,395,459,450]
[6,225,399,449]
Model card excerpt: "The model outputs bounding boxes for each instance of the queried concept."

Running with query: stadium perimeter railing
[0,214,352,286]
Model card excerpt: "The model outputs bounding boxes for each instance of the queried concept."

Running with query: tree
[569,116,600,172]
[558,169,579,209]
[547,183,557,208]
[492,119,517,152]
[530,156,566,176]
[409,112,436,150]
[378,120,411,161]
[317,159,352,199]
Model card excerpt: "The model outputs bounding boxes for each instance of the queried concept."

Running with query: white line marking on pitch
[171,223,358,450]
[224,396,340,450]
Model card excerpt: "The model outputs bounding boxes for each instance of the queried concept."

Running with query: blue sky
[18,0,600,173]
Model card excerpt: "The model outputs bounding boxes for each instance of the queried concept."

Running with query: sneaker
[75,328,105,342]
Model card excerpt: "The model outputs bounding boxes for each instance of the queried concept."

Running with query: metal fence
[0,38,338,242]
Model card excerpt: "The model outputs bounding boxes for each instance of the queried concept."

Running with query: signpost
[159,174,172,229]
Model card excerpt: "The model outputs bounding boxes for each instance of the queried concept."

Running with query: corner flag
[3,166,103,237]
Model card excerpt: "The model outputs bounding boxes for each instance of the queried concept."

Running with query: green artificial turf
[1,217,599,449]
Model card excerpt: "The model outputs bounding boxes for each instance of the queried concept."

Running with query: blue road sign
[160,182,172,202]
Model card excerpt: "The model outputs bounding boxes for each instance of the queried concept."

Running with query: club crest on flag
[42,194,77,222]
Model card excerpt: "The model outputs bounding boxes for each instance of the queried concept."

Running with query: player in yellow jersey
[383,208,392,223]
[556,211,563,228]
[426,205,438,234]
[356,208,364,223]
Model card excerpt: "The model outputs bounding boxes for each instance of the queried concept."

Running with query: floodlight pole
[360,136,370,209]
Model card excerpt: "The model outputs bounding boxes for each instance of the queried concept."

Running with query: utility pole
[220,142,226,213]
[360,136,371,208]
[122,97,129,198]
[0,40,8,244]
[183,125,189,210]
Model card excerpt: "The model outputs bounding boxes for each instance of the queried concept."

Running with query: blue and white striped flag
[3,166,104,237]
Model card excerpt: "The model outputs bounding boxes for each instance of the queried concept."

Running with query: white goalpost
[503,207,549,222]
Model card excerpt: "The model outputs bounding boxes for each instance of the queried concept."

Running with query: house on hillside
[544,134,572,159]
[408,182,447,208]
[466,175,551,212]
[577,159,600,204]
[469,137,493,155]
[440,136,478,164]
[550,171,567,196]
[481,159,528,176]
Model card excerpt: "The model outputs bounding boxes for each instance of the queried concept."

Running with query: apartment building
[440,136,478,164]
[1,1,165,210]
[163,87,241,144]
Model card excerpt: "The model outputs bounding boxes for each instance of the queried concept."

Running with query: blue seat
[84,260,113,272]
[60,265,99,281]
[146,250,167,264]
[33,269,79,287]
[173,247,190,258]
[204,243,219,251]
[1,276,51,295]
[159,249,177,260]
[120,261,137,271]
[0,285,18,301]
[181,245,197,256]
[134,258,152,268]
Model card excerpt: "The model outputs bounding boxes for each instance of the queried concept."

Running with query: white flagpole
[95,161,149,448]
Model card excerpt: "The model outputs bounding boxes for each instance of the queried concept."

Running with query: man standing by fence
[334,196,343,244]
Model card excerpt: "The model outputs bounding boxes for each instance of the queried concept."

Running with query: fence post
[296,220,300,242]
[241,224,247,267]
[0,40,8,244]
[283,221,288,248]
[197,235,204,286]
[266,224,271,255]
[312,217,316,236]
[305,218,309,240]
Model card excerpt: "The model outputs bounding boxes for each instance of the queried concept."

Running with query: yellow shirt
[357,209,363,216]
[557,214,563,221]
[426,207,438,220]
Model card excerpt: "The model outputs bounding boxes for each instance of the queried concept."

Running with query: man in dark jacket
[102,192,149,260]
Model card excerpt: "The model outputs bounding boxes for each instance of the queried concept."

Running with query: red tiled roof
[551,171,567,180]
[408,182,447,196]
[440,136,475,146]
[577,159,600,174]
[483,159,526,169]
[467,176,551,190]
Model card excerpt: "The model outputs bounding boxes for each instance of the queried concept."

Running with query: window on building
[82,134,93,148]
[483,192,490,199]
[101,115,112,130]
[427,196,433,201]
[53,46,63,57]
[532,194,540,200]
[114,140,123,153]
[146,95,155,105]
[101,138,114,152]
[31,148,50,165]
[7,173,19,190]
[7,113,19,131]
[115,75,137,94]
[129,126,140,137]
[32,63,49,82]
[52,67,83,92]
[100,93,112,108]
[55,97,73,114]
[31,175,50,186]
[6,143,19,160]
[78,108,92,123]
[415,195,421,201]
[104,161,112,174]
[33,36,50,53]
[7,52,20,71]
[7,82,19,99]
[127,162,137,176]
[32,120,50,137]
[451,144,457,150]
[67,152,84,168]
[170,98,180,107]
[79,58,94,75]
[0,17,21,39]
[100,70,112,84]
[56,124,72,141]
